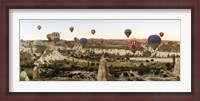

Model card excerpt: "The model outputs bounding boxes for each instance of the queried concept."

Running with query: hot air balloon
[159,32,164,37]
[128,40,138,53]
[51,32,60,42]
[79,38,88,44]
[37,25,41,30]
[124,29,132,38]
[74,37,79,42]
[46,34,52,41]
[69,27,74,32]
[91,29,96,35]
[46,32,60,42]
[148,35,161,50]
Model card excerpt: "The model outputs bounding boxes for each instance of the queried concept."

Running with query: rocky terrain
[20,39,180,81]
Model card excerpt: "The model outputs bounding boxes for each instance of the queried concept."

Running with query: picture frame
[0,0,199,101]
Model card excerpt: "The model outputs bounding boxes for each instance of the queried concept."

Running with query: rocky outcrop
[20,70,30,81]
[33,66,39,80]
[25,76,30,81]
[97,55,111,81]
[173,58,180,77]
[34,49,66,66]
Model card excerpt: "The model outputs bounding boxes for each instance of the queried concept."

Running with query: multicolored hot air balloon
[128,40,138,53]
[69,27,74,32]
[148,35,161,50]
[91,29,96,35]
[159,32,164,37]
[79,38,88,44]
[124,29,132,38]
[37,25,41,30]
[46,32,60,42]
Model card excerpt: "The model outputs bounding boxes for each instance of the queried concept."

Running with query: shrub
[151,59,154,62]
[123,72,129,77]
[154,68,160,75]
[165,63,172,70]
[137,66,150,75]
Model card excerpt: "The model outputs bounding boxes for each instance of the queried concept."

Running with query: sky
[20,19,180,41]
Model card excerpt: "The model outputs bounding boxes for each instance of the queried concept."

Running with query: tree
[167,54,170,58]
[126,57,130,60]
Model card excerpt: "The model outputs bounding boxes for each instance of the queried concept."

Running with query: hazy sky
[20,19,180,41]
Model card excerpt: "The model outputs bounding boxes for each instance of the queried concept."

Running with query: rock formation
[97,55,110,81]
[20,70,28,81]
[25,76,30,81]
[173,58,180,78]
[33,66,39,80]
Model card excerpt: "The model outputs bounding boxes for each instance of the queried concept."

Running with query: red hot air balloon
[159,32,164,37]
[128,40,138,53]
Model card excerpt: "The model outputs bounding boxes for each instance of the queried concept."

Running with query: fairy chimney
[173,58,180,78]
[33,66,39,80]
[97,55,110,81]
[20,70,28,81]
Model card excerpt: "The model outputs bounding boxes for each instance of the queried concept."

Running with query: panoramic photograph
[20,19,180,81]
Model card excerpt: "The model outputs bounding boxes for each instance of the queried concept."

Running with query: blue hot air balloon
[79,38,88,44]
[148,35,161,50]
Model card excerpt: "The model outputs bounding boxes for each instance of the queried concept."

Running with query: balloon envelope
[74,37,79,42]
[48,32,60,42]
[79,38,88,44]
[69,27,74,32]
[37,25,41,30]
[148,35,161,50]
[46,34,52,41]
[128,40,138,53]
[124,29,132,38]
[159,32,164,37]
[91,29,96,35]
